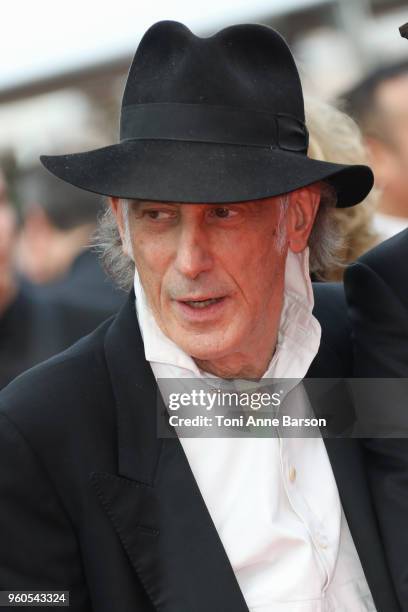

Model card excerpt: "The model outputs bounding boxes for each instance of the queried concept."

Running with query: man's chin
[172,333,238,364]
[160,314,241,361]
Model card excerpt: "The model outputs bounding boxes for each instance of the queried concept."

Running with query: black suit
[344,228,408,377]
[0,285,400,611]
[0,249,125,389]
[345,229,408,611]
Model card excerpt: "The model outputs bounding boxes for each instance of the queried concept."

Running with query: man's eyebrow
[130,199,178,206]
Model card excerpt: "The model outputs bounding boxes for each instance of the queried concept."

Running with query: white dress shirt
[133,249,376,611]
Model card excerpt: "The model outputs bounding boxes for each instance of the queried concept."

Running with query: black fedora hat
[41,20,373,207]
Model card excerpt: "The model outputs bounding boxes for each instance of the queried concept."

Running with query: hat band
[120,103,309,153]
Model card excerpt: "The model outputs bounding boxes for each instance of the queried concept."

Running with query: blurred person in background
[15,165,124,311]
[305,96,379,280]
[0,166,125,389]
[0,168,18,317]
[342,60,408,241]
[340,28,408,609]
[16,166,103,285]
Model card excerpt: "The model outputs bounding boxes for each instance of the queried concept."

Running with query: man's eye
[143,210,175,220]
[209,207,237,219]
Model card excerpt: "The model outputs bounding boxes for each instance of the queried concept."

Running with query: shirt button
[289,466,297,482]
[317,535,328,549]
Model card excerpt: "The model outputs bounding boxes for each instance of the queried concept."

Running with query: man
[0,21,400,611]
[342,60,408,240]
[0,166,125,389]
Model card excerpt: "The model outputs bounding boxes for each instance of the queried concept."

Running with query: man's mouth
[182,297,223,309]
[174,295,228,320]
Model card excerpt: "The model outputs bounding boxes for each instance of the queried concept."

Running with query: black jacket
[345,229,408,611]
[0,284,400,611]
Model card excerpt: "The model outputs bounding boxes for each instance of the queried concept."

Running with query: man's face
[111,190,318,377]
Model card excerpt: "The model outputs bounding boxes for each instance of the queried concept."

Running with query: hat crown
[122,20,305,119]
[40,20,374,208]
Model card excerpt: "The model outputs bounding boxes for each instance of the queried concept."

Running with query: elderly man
[0,21,400,612]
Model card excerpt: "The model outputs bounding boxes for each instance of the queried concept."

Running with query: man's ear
[286,185,320,253]
[109,197,132,258]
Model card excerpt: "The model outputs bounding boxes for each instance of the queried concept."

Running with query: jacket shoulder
[345,229,408,314]
[350,228,408,282]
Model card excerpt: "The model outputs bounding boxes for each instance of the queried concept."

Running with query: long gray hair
[93,184,341,290]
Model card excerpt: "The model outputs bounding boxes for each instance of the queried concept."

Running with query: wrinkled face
[110,191,319,370]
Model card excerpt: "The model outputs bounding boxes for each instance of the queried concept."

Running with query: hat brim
[40,140,373,208]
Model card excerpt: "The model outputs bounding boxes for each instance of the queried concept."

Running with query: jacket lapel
[91,292,249,612]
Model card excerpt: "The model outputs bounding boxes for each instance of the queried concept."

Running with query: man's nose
[174,219,213,279]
